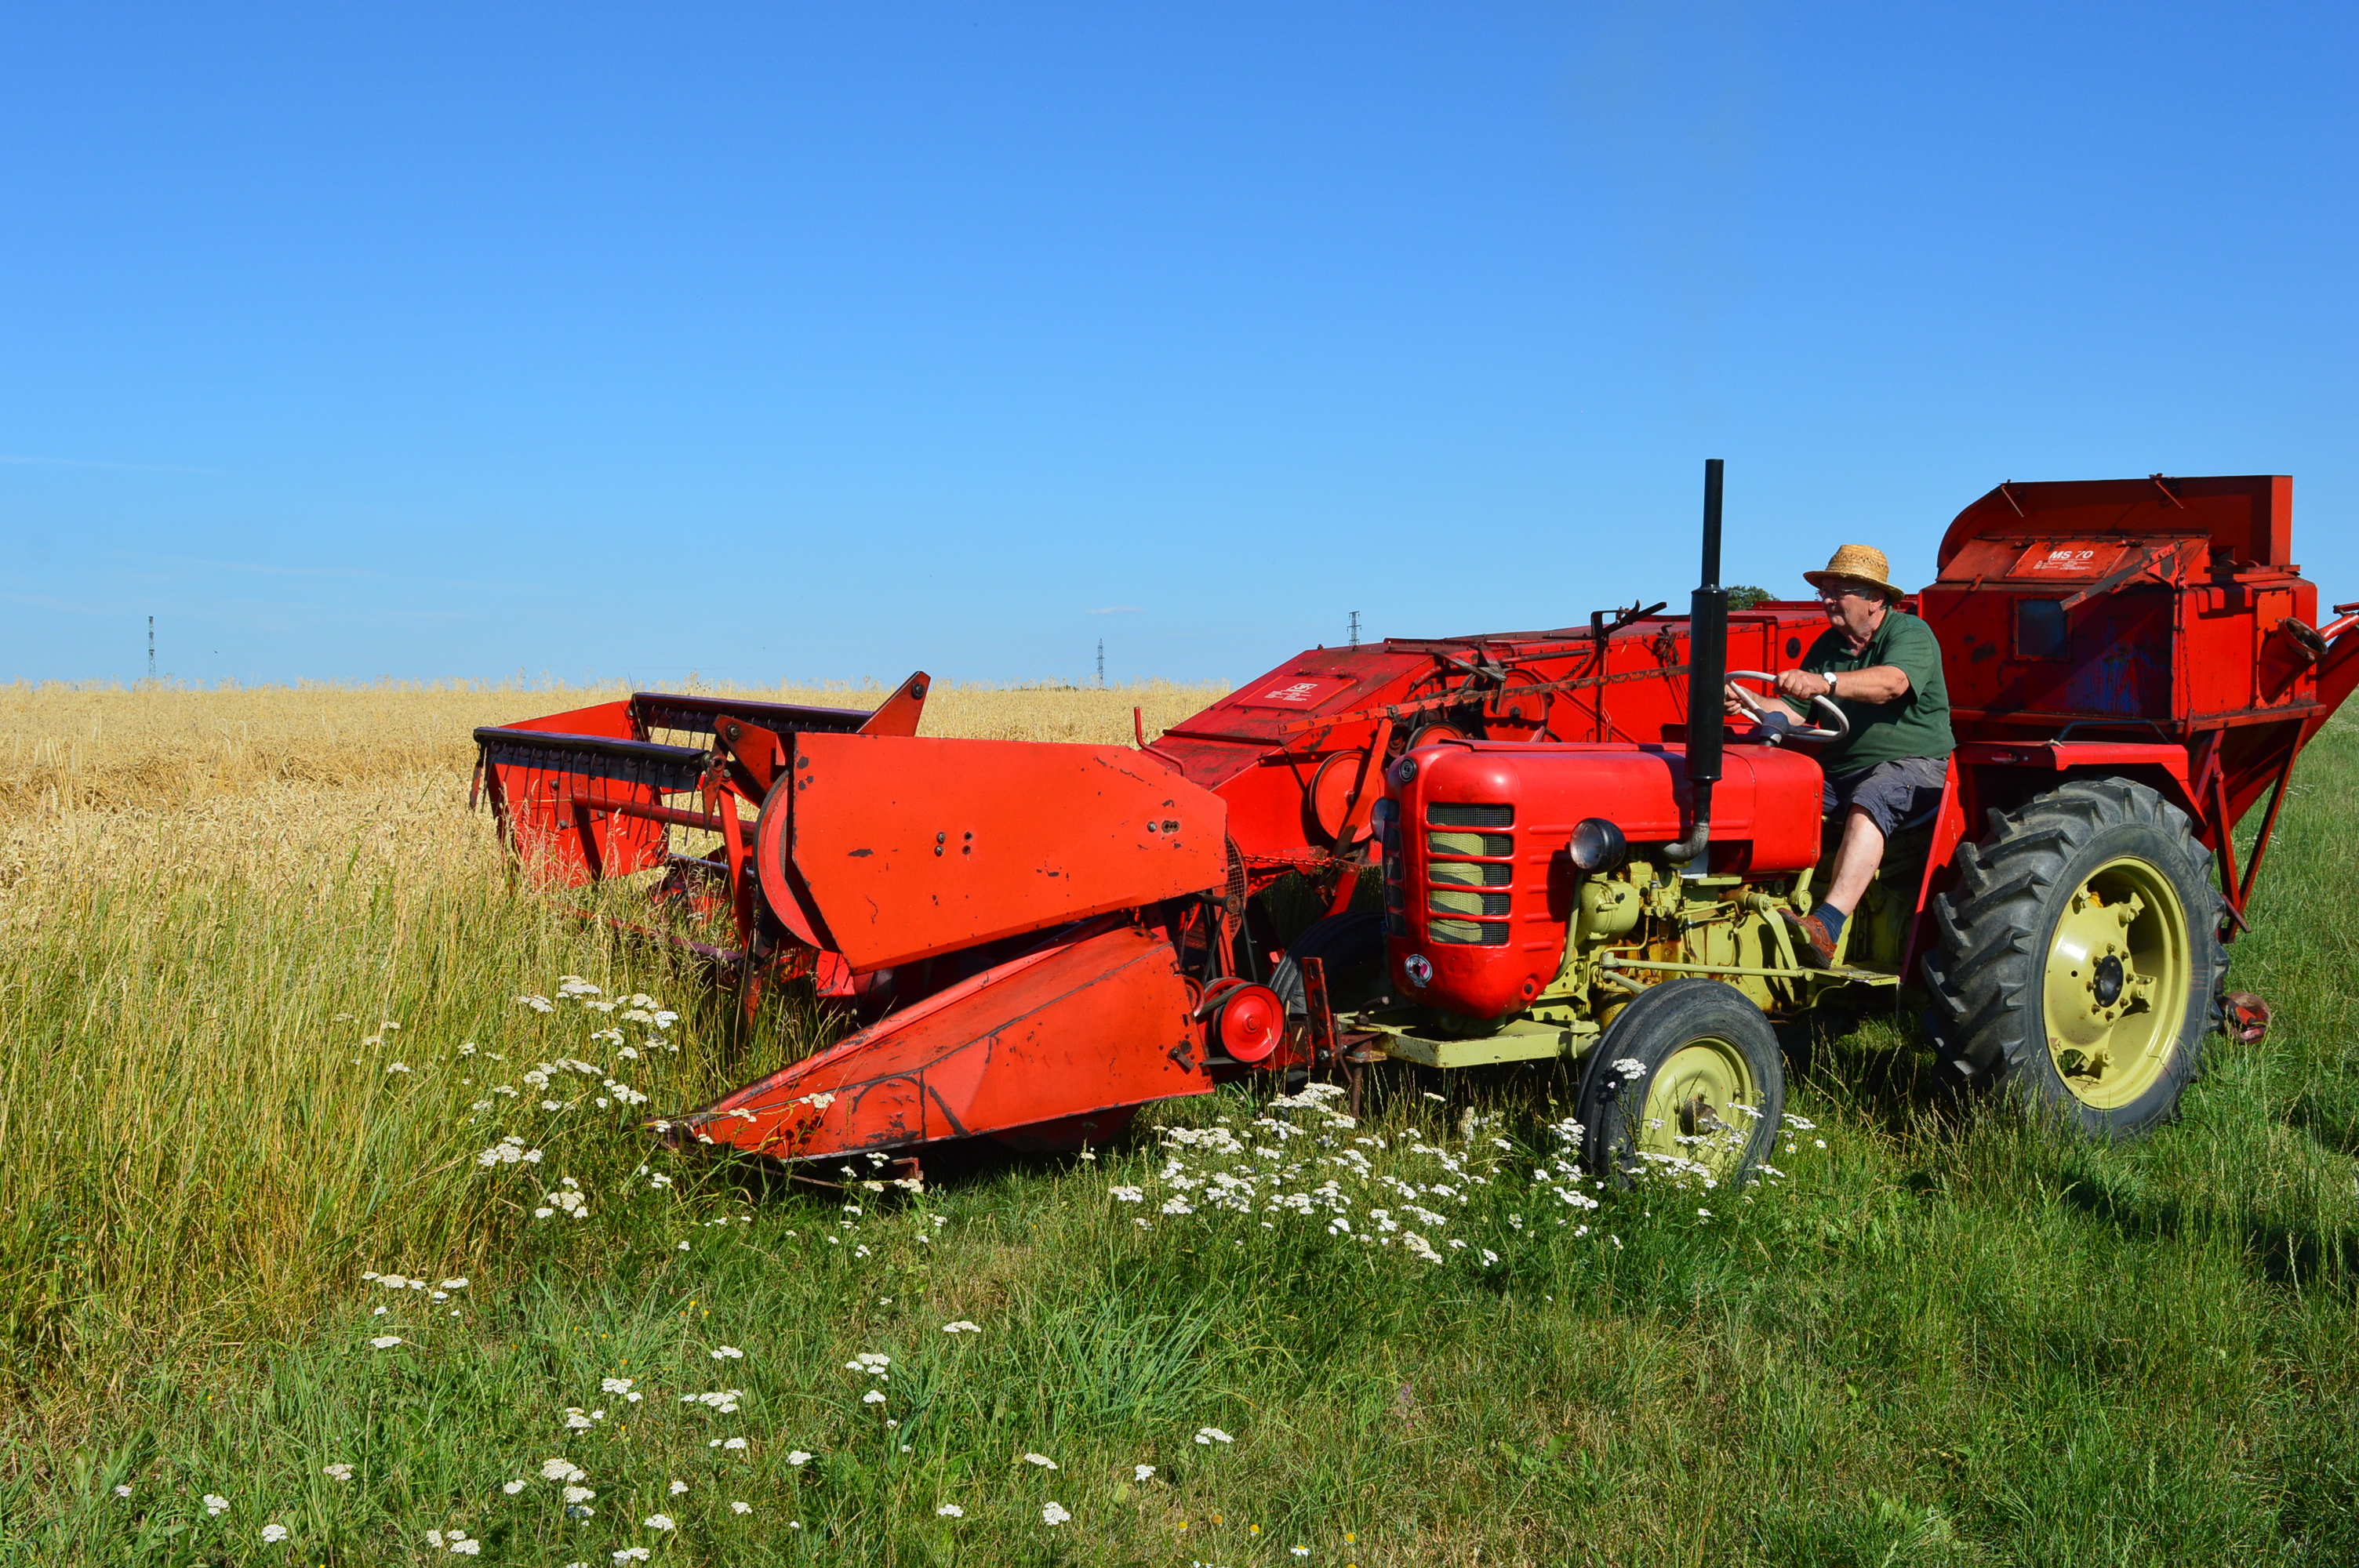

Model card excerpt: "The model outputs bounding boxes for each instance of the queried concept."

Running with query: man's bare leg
[1783,805,1885,966]
[1821,805,1885,919]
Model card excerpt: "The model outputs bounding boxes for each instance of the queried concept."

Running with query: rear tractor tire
[1921,776,2225,1137]
[1579,978,1786,1187]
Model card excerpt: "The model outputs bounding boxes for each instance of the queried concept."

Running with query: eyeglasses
[1816,583,1877,602]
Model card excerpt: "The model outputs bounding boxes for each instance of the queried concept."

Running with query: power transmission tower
[1096,639,1104,687]
[1347,611,1360,648]
[147,617,156,683]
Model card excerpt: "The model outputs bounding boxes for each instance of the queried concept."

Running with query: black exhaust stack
[1663,458,1727,864]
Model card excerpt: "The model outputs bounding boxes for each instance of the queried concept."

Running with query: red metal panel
[1899,757,1968,980]
[499,699,638,739]
[1936,474,2292,572]
[1925,474,2324,744]
[675,921,1209,1161]
[477,704,679,887]
[856,671,932,736]
[1954,740,2192,788]
[787,735,1230,972]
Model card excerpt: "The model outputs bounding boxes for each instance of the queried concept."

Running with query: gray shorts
[1824,755,1947,837]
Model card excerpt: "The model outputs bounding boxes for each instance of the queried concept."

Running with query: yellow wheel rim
[2041,856,2192,1111]
[1636,1034,1765,1177]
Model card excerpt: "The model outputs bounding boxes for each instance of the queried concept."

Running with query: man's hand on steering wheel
[1725,670,1849,743]
[1775,667,1835,703]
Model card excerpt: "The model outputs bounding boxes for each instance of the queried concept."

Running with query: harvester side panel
[677,920,1209,1160]
[780,735,1230,972]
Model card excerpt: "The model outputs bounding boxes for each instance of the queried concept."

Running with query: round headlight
[1393,757,1418,785]
[1568,816,1628,874]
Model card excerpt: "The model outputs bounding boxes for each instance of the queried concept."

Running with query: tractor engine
[1377,740,1825,1022]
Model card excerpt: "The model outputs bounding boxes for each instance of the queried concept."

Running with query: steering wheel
[1725,670,1850,744]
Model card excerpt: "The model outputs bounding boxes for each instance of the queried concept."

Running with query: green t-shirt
[1800,608,1954,775]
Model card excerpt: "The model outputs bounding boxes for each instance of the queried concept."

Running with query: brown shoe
[1782,909,1836,969]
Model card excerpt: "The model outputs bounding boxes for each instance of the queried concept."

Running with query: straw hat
[1802,543,1903,601]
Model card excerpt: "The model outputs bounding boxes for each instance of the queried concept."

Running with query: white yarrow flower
[1194,1426,1234,1444]
[937,1502,965,1516]
[204,1494,230,1515]
[787,1450,813,1467]
[322,1463,354,1481]
[1041,1501,1070,1526]
[260,1523,289,1544]
[1135,1464,1156,1481]
[1023,1452,1058,1468]
[369,1335,402,1350]
[643,1514,676,1531]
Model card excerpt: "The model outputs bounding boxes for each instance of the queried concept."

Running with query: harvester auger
[475,469,2359,1179]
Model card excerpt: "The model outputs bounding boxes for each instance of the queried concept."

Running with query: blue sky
[4,2,2353,688]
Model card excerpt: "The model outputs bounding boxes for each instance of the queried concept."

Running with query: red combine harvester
[474,470,2359,1181]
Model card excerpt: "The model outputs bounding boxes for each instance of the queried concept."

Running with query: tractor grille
[1427,829,1512,857]
[1422,802,1513,946]
[1428,802,1514,828]
[1428,887,1512,917]
[1430,918,1512,945]
[1429,860,1512,887]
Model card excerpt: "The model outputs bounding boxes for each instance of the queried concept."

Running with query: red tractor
[474,468,2357,1181]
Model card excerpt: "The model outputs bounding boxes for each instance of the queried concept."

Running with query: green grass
[5,727,2359,1565]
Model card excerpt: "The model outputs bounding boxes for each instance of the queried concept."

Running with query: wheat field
[0,678,1230,1358]
[3,683,2356,1565]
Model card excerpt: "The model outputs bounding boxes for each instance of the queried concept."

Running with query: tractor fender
[1901,742,2201,980]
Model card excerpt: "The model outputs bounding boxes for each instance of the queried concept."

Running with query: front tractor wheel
[1922,776,2225,1136]
[1578,978,1786,1187]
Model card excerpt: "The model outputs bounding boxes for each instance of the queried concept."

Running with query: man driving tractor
[1730,543,1954,967]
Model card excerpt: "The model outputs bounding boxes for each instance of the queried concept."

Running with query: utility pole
[1096,639,1104,687]
[147,617,156,684]
[1347,611,1360,648]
